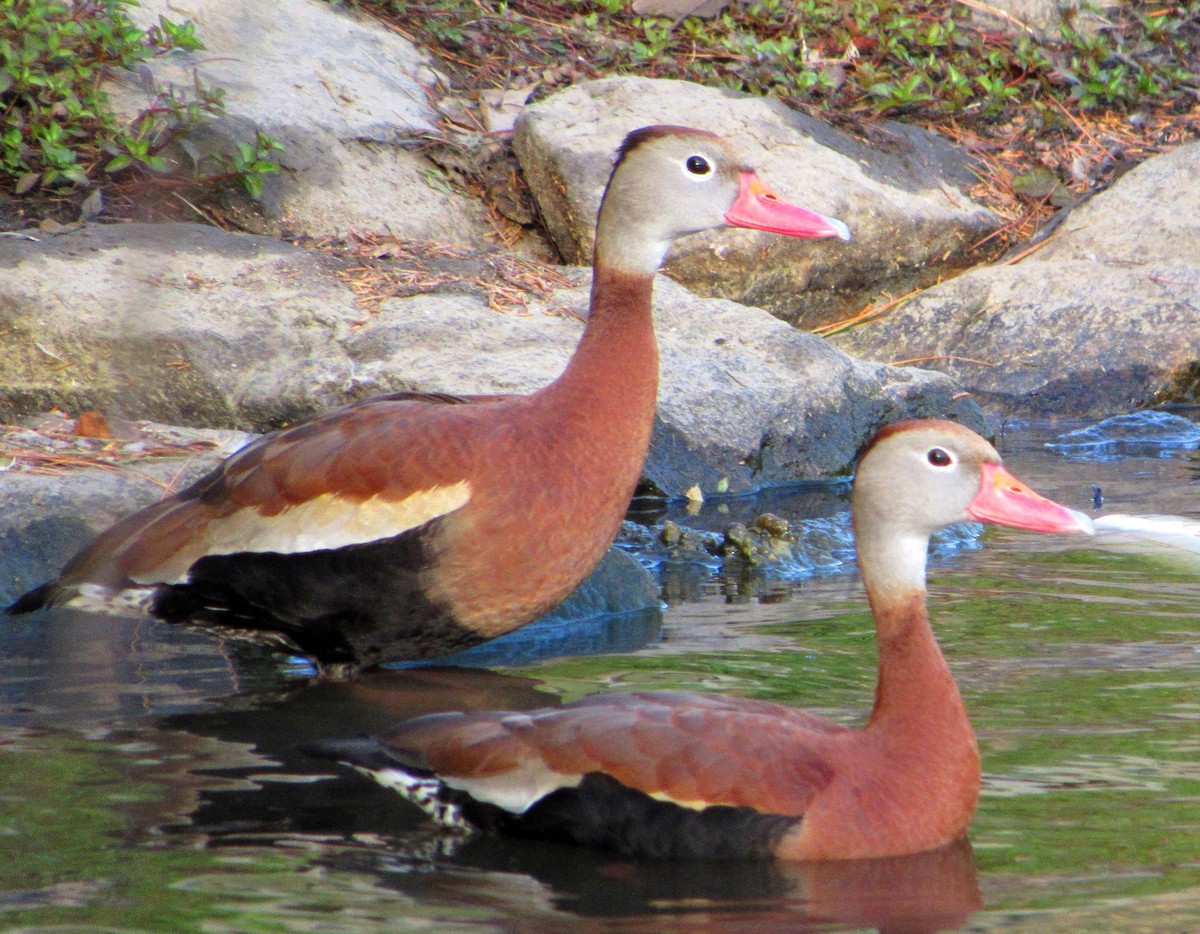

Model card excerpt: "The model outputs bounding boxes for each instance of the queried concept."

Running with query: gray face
[854,421,999,540]
[594,129,745,275]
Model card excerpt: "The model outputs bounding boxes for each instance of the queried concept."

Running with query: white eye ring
[927,447,954,468]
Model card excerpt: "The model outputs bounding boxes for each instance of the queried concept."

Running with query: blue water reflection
[1046,410,1200,461]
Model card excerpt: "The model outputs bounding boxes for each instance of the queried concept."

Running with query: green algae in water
[0,730,230,928]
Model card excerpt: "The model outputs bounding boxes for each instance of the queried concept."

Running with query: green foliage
[103,75,221,176]
[368,0,1199,128]
[0,0,282,199]
[217,129,284,198]
[621,0,1199,120]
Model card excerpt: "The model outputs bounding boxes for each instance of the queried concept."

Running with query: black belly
[463,772,801,860]
[150,527,482,670]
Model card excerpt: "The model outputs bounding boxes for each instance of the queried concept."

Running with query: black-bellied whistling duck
[302,420,1094,860]
[7,125,849,677]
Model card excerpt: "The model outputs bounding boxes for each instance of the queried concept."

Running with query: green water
[1,420,1199,932]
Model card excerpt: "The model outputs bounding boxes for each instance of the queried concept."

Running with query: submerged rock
[1046,411,1200,460]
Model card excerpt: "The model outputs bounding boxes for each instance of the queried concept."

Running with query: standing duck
[302,420,1094,860]
[8,125,849,676]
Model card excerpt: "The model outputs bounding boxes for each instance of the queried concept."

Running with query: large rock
[514,77,1001,330]
[0,221,979,495]
[966,0,1122,37]
[105,0,503,247]
[0,223,360,427]
[309,270,984,494]
[832,142,1200,416]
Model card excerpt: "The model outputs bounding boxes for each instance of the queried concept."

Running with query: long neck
[529,263,660,526]
[546,264,659,417]
[855,528,969,734]
[845,517,982,852]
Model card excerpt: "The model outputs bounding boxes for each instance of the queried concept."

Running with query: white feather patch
[441,763,583,815]
[138,481,472,584]
[648,791,710,811]
[64,583,157,614]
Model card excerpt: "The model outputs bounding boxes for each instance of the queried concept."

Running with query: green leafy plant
[357,0,1198,127]
[338,0,1196,252]
[216,130,283,198]
[0,0,282,201]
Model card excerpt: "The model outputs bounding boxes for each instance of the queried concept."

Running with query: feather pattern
[381,692,841,815]
[304,421,1093,859]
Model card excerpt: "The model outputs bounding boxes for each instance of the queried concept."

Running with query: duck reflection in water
[321,829,981,934]
[163,665,981,934]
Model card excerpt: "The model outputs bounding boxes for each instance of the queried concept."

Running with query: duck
[301,419,1094,860]
[7,125,850,677]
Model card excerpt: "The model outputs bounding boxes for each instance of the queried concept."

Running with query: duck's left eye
[686,155,712,175]
[927,448,952,467]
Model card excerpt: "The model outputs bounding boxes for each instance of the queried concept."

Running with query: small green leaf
[241,173,264,199]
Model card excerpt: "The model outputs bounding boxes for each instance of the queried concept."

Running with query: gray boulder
[832,141,1200,416]
[0,223,360,427]
[965,0,1122,38]
[349,270,982,494]
[105,0,504,247]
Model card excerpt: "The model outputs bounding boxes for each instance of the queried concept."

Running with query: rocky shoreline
[2,0,1197,635]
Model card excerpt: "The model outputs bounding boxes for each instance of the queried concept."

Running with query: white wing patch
[65,582,158,615]
[443,761,584,815]
[648,791,711,811]
[138,481,472,584]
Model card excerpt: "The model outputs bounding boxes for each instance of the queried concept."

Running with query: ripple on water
[1046,411,1200,461]
[984,753,1200,797]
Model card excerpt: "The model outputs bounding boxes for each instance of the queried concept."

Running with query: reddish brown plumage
[377,640,967,860]
[385,692,841,815]
[10,126,850,673]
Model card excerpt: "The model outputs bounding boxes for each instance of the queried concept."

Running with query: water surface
[2,415,1199,932]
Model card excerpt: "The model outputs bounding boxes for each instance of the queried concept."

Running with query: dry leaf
[73,411,114,439]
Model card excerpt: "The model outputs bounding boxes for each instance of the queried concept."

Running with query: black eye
[927,448,952,467]
[686,155,711,175]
